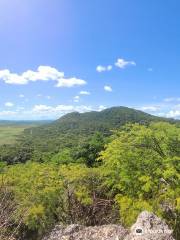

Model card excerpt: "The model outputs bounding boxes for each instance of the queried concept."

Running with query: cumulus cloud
[31,104,108,116]
[166,110,180,118]
[56,77,86,88]
[79,91,90,95]
[96,58,136,72]
[104,85,112,92]
[165,104,180,118]
[5,102,14,107]
[140,106,160,112]
[136,102,180,119]
[0,104,107,120]
[32,104,93,116]
[96,65,112,72]
[0,66,86,87]
[115,58,136,69]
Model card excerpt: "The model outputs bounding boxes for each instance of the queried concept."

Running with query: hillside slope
[19,106,177,154]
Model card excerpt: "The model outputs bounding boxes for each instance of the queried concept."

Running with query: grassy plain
[0,125,32,145]
[0,121,49,145]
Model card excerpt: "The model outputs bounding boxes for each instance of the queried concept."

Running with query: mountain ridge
[1,106,178,164]
[20,106,179,154]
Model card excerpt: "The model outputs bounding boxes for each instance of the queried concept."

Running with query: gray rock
[43,224,127,240]
[125,211,175,240]
[42,211,175,240]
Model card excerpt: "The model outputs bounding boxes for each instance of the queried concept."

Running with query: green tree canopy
[100,122,180,234]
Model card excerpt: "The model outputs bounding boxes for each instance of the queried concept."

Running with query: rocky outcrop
[42,224,128,240]
[42,211,175,240]
[125,211,174,240]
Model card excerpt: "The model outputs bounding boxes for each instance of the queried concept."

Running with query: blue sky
[0,0,180,120]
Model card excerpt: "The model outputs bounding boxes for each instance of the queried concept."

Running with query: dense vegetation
[0,107,179,240]
[0,107,177,164]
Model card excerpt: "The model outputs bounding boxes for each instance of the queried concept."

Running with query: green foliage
[2,163,116,239]
[51,148,74,165]
[1,107,176,164]
[0,161,6,173]
[0,144,33,164]
[73,132,106,167]
[115,195,153,226]
[57,164,117,225]
[3,162,63,238]
[1,118,180,239]
[100,122,180,235]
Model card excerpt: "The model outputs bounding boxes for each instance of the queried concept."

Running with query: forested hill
[19,106,177,152]
[55,106,175,127]
[27,106,177,134]
[1,106,178,164]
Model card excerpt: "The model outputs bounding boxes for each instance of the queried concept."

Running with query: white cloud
[98,105,106,111]
[32,105,51,112]
[96,65,112,72]
[56,77,86,88]
[0,66,86,87]
[46,96,51,99]
[140,106,160,112]
[31,104,93,116]
[0,110,17,116]
[115,58,136,69]
[79,91,90,95]
[136,102,180,119]
[166,110,180,118]
[0,104,108,119]
[74,96,80,99]
[163,97,180,102]
[165,104,180,118]
[73,95,80,103]
[104,85,112,92]
[5,102,14,107]
[19,94,25,98]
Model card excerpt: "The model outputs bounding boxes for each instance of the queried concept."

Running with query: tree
[1,162,64,240]
[51,148,74,165]
[100,122,180,237]
[74,132,106,167]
